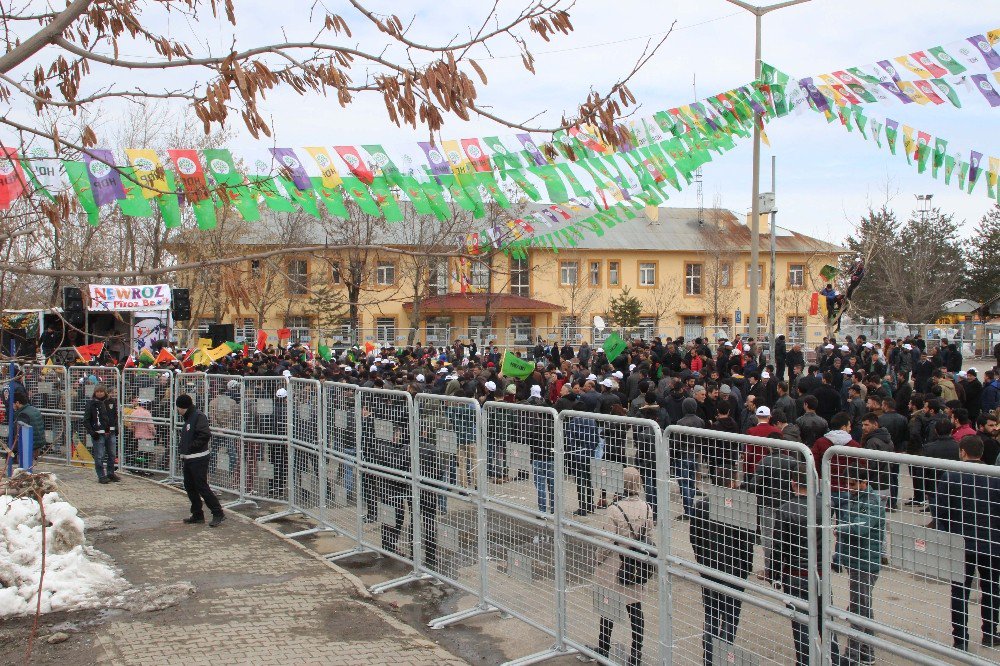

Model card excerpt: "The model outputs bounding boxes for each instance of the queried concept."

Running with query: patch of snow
[0,493,127,618]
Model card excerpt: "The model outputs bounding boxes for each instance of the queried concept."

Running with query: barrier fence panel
[665,425,821,666]
[67,366,121,471]
[820,446,1000,666]
[22,364,69,461]
[203,374,245,500]
[289,378,324,520]
[480,402,563,653]
[320,381,363,549]
[559,410,669,666]
[414,393,483,598]
[242,376,289,503]
[356,387,417,568]
[121,368,174,476]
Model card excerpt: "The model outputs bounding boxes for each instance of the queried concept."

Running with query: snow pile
[0,493,128,617]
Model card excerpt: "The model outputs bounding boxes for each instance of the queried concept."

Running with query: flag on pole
[256,330,268,351]
[154,348,176,364]
[137,348,156,366]
[499,351,534,379]
[76,342,105,362]
[602,332,627,363]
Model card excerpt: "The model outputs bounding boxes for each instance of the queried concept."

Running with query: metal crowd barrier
[11,368,1000,666]
[21,364,69,461]
[68,365,121,471]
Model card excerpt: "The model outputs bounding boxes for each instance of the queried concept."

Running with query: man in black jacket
[176,393,224,526]
[84,384,119,484]
[690,492,755,665]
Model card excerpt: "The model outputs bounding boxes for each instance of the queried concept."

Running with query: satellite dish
[593,316,606,332]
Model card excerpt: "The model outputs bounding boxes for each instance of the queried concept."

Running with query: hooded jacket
[675,397,704,429]
[811,429,860,491]
[835,485,886,573]
[983,379,1000,414]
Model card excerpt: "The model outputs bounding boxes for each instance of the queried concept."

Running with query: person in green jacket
[833,464,886,665]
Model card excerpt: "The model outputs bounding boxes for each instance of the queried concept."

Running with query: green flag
[277,175,320,218]
[192,196,218,230]
[368,176,404,221]
[318,345,332,361]
[156,170,182,229]
[930,78,962,108]
[341,176,382,216]
[252,175,296,213]
[602,332,627,363]
[116,166,155,218]
[311,176,349,218]
[63,160,100,226]
[819,264,838,281]
[203,148,260,222]
[527,164,570,203]
[500,351,534,379]
[932,138,948,178]
[927,46,967,75]
[944,155,957,185]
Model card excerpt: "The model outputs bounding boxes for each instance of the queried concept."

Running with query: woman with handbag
[590,466,653,665]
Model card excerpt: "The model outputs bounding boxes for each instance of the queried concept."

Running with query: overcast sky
[10,0,999,243]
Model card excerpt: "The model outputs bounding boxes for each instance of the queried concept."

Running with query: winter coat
[125,405,156,441]
[593,496,654,599]
[795,412,828,448]
[835,486,886,573]
[83,397,114,437]
[932,468,1000,556]
[937,378,958,403]
[861,426,893,490]
[811,429,861,491]
[14,403,46,446]
[178,407,211,457]
[983,380,1000,414]
[689,495,754,590]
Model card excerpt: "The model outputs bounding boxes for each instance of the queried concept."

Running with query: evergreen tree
[884,208,964,322]
[608,286,642,328]
[965,203,1000,304]
[842,206,898,320]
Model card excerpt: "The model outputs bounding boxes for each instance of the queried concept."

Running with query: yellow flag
[902,125,916,160]
[989,29,1000,45]
[442,140,475,176]
[198,337,213,351]
[125,148,169,198]
[988,157,1000,192]
[304,147,343,188]
[897,81,930,105]
[816,84,848,108]
[206,344,231,362]
[894,55,932,79]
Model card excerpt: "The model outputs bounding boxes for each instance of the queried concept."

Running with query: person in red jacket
[811,411,863,519]
[743,406,781,477]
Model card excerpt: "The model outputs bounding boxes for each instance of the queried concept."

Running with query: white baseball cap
[760,371,770,379]
[586,374,598,381]
[842,368,854,375]
[743,344,750,351]
[275,388,288,398]
[282,369,291,378]
[484,381,497,392]
[600,378,614,388]
[903,344,912,350]
[756,406,771,417]
[445,374,458,380]
[530,385,543,398]
[437,367,448,374]
[227,379,240,390]
[629,364,636,371]
[724,341,733,347]
[612,371,623,379]
[839,345,850,352]
[370,364,379,372]
[416,374,425,383]
[824,344,834,349]
[863,342,874,349]
[957,370,968,378]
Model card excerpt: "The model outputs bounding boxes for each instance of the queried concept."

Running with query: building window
[559,261,578,286]
[510,315,533,345]
[559,315,580,341]
[250,260,261,278]
[429,259,448,296]
[720,262,732,288]
[685,263,702,295]
[470,257,490,292]
[639,262,656,287]
[236,318,255,343]
[787,316,805,344]
[682,315,705,340]
[330,262,341,285]
[376,262,395,286]
[745,263,764,288]
[589,261,601,287]
[375,317,396,344]
[788,263,805,288]
[426,317,451,344]
[287,259,308,295]
[511,258,530,297]
[638,316,656,339]
[197,319,217,336]
[608,261,620,286]
[285,316,310,343]
[468,315,493,343]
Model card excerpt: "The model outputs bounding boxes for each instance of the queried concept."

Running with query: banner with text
[89,284,172,312]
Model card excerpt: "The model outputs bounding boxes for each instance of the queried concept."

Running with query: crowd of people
[5,329,1000,664]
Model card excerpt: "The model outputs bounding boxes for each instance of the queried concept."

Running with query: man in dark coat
[175,393,224,526]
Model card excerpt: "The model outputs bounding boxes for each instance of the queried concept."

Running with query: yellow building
[175,205,843,350]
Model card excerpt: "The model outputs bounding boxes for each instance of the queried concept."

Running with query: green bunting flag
[342,175,382,216]
[203,148,261,222]
[311,176,349,218]
[318,345,333,361]
[820,264,839,281]
[63,160,100,226]
[500,350,534,379]
[602,332,627,363]
[116,166,155,218]
[253,176,296,213]
[156,170,182,229]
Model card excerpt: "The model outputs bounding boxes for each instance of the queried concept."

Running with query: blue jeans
[340,446,356,497]
[533,459,555,513]
[92,433,114,480]
[676,454,697,517]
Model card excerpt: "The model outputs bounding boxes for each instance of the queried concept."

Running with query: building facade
[175,206,844,349]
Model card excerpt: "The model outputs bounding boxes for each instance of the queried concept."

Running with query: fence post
[820,450,834,666]
[408,393,424,576]
[656,425,671,666]
[806,451,822,666]
[316,379,328,515]
[553,412,568,652]
[476,398,489,615]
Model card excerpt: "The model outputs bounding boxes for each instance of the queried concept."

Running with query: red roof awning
[403,293,563,314]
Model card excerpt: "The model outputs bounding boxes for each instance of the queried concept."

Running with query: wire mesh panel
[482,401,557,516]
[0,363,9,453]
[173,372,208,423]
[322,382,361,540]
[201,374,244,497]
[414,394,482,592]
[288,378,323,518]
[21,364,69,460]
[357,387,415,563]
[666,425,820,666]
[68,366,121,470]
[121,368,173,474]
[821,446,1000,665]
[558,410,669,665]
[243,376,289,502]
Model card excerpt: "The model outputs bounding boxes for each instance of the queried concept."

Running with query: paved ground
[1,462,467,666]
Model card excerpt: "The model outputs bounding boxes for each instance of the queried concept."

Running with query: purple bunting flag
[968,35,1000,71]
[516,133,548,166]
[970,150,984,181]
[879,81,915,104]
[971,74,1000,107]
[418,141,451,176]
[876,60,902,81]
[798,78,830,112]
[269,148,312,190]
[83,149,126,207]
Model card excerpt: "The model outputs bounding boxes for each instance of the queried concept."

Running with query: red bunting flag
[276,328,291,340]
[0,146,27,210]
[167,149,209,202]
[809,292,820,316]
[124,355,136,369]
[256,329,268,351]
[76,342,105,361]
[333,146,374,184]
[154,348,176,364]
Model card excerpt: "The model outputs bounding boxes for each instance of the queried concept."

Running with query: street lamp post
[721,0,813,342]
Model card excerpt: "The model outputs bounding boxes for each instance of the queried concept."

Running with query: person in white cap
[266,387,290,495]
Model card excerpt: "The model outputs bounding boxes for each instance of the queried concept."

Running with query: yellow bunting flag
[125,148,169,198]
[305,147,343,188]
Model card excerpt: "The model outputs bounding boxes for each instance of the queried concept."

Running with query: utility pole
[721,0,814,341]
[768,155,777,352]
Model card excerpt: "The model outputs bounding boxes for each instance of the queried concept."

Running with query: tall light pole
[721,0,813,341]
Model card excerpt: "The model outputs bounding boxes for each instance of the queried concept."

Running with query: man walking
[175,393,224,527]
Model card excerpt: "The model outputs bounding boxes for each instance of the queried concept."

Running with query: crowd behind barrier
[3,330,1000,666]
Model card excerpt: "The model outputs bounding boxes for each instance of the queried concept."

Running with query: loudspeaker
[172,288,191,321]
[62,286,85,327]
[207,323,234,347]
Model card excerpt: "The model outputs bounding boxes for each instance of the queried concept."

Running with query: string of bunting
[0,79,778,255]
